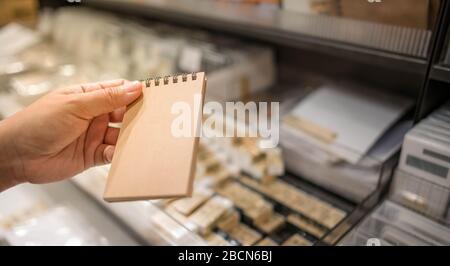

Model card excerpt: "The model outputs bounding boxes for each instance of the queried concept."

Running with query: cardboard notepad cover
[104,73,206,202]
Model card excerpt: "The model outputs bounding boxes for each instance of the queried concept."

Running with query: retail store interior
[0,0,450,246]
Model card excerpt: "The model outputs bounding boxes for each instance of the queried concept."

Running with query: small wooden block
[171,189,213,216]
[320,209,347,229]
[246,162,266,180]
[226,223,262,246]
[254,212,285,234]
[217,210,240,232]
[189,196,233,235]
[246,203,273,224]
[287,214,326,238]
[240,177,346,228]
[282,234,312,246]
[261,175,276,185]
[216,181,273,223]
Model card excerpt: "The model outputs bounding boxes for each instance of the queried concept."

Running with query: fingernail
[105,146,115,163]
[122,81,141,93]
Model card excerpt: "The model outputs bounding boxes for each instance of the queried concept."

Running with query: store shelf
[71,167,206,246]
[430,64,450,83]
[0,181,139,245]
[84,0,430,74]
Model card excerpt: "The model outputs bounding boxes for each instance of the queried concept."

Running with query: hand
[0,79,142,191]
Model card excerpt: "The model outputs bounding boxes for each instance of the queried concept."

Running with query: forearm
[0,118,23,192]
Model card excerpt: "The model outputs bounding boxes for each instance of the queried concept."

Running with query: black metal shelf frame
[430,64,450,83]
[416,0,450,121]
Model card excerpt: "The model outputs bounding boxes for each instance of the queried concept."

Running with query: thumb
[76,81,142,118]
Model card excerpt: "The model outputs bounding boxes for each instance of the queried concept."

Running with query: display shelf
[0,89,400,246]
[0,181,139,245]
[71,167,206,246]
[430,64,450,83]
[84,0,430,74]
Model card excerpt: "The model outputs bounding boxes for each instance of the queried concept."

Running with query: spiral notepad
[104,72,206,202]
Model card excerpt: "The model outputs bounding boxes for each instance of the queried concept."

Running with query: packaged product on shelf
[216,181,273,223]
[217,210,240,232]
[283,118,412,201]
[188,195,234,235]
[399,102,450,190]
[240,176,346,229]
[282,234,312,246]
[170,188,214,216]
[45,8,275,102]
[2,6,275,102]
[388,102,450,224]
[222,223,262,246]
[283,85,413,164]
[254,212,285,234]
[280,84,414,201]
[286,214,326,239]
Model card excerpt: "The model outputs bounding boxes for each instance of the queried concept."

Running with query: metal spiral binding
[144,78,153,87]
[154,76,161,86]
[163,75,170,85]
[141,72,198,87]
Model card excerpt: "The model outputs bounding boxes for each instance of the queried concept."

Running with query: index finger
[62,79,129,94]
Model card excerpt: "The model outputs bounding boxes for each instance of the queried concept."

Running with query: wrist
[0,119,25,191]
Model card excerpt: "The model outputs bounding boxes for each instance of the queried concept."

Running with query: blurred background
[0,0,449,246]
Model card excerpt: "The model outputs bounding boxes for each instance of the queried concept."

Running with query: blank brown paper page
[104,73,206,202]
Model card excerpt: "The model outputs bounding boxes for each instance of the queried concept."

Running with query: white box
[399,126,450,189]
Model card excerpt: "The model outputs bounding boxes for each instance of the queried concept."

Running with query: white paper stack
[280,84,413,201]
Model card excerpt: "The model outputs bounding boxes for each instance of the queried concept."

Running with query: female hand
[0,79,142,191]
